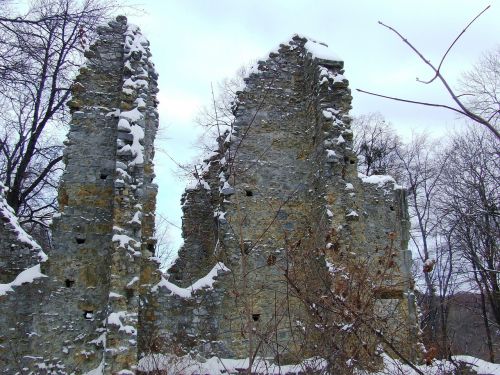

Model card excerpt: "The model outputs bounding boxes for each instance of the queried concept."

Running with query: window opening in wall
[252,313,261,322]
[83,310,94,320]
[65,279,75,288]
[245,189,253,197]
[389,206,395,211]
[75,237,86,244]
[100,173,108,180]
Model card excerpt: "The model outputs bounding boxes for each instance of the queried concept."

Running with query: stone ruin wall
[0,182,48,373]
[157,35,417,364]
[1,16,160,374]
[0,19,417,374]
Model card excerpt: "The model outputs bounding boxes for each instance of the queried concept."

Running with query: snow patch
[301,36,342,61]
[0,182,44,257]
[0,264,47,296]
[138,353,327,374]
[83,358,105,375]
[153,262,230,298]
[112,234,138,250]
[107,311,137,335]
[359,173,402,190]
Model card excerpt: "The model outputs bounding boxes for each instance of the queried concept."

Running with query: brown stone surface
[156,35,418,369]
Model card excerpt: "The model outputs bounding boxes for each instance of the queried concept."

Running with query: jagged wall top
[0,15,160,374]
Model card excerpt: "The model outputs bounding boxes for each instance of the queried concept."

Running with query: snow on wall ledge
[296,33,343,62]
[0,264,46,296]
[0,182,45,259]
[0,181,47,305]
[153,262,230,298]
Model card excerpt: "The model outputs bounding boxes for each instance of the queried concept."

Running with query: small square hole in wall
[75,237,85,244]
[245,190,253,197]
[83,310,94,320]
[65,279,75,288]
[100,173,108,180]
[252,313,261,322]
[126,289,134,300]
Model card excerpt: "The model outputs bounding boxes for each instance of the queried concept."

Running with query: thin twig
[426,5,490,84]
[360,7,500,140]
[356,89,465,115]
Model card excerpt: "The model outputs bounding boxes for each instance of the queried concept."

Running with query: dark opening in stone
[147,243,155,252]
[126,289,134,300]
[389,206,395,211]
[245,189,253,197]
[65,279,75,288]
[75,237,86,244]
[252,313,260,322]
[350,159,355,164]
[83,310,94,320]
[100,173,108,180]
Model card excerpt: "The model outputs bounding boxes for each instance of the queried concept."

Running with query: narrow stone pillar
[27,16,159,374]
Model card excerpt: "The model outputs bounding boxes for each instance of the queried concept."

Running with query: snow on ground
[137,352,500,375]
[363,353,500,375]
[83,358,105,375]
[138,354,327,374]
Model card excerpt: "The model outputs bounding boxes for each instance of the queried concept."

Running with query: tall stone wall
[0,16,159,374]
[156,35,417,368]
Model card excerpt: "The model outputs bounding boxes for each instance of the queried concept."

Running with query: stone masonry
[0,21,417,374]
[156,35,417,368]
[0,16,159,374]
[0,182,47,373]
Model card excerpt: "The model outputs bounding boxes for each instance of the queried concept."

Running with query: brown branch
[20,155,63,203]
[374,12,500,140]
[433,6,491,84]
[356,89,466,115]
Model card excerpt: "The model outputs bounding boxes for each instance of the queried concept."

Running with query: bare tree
[0,0,119,231]
[154,213,176,269]
[351,112,402,177]
[439,128,499,360]
[459,47,500,127]
[396,136,442,326]
[195,65,252,154]
[357,6,500,140]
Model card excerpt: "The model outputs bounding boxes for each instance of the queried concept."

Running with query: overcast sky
[127,1,499,250]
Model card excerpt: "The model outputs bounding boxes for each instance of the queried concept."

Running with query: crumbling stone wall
[0,183,47,372]
[0,21,417,373]
[0,183,46,283]
[0,16,159,374]
[156,35,417,365]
